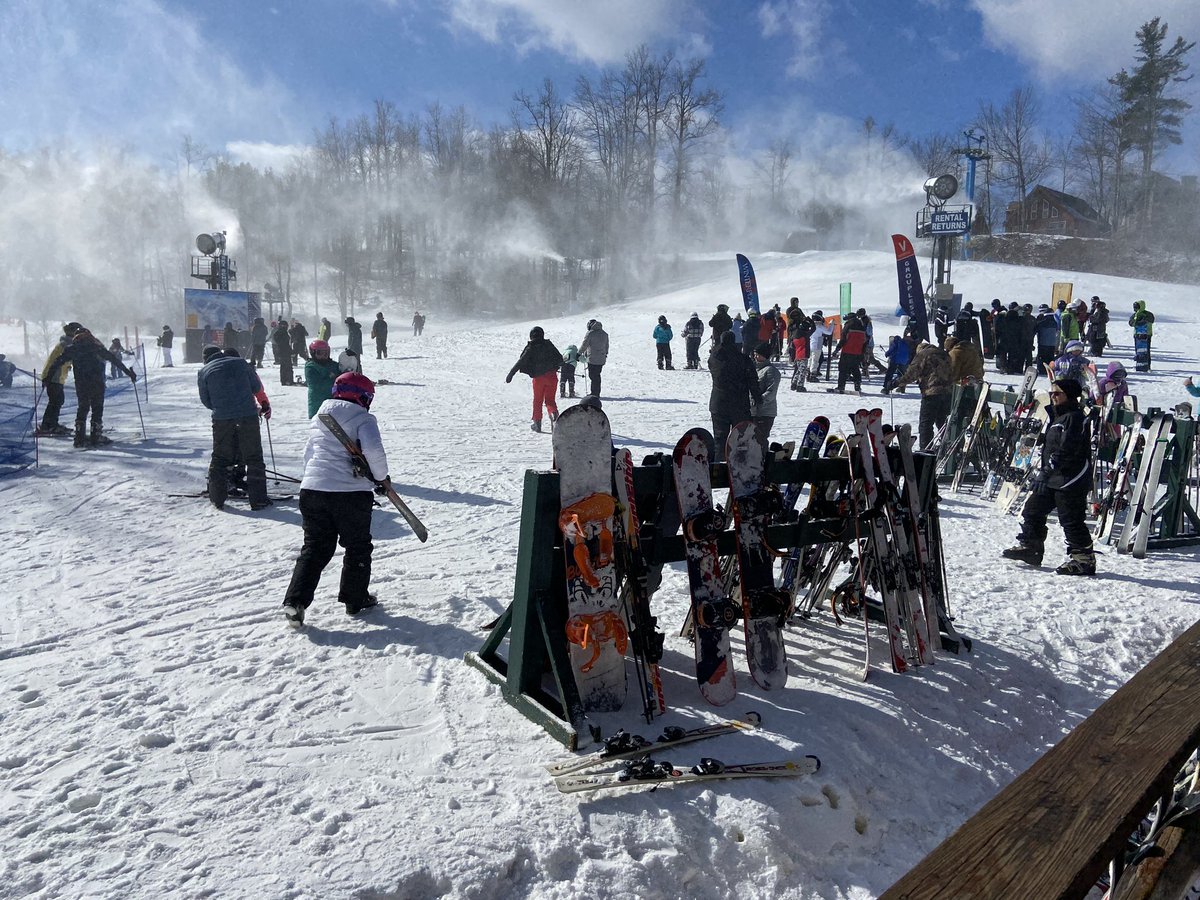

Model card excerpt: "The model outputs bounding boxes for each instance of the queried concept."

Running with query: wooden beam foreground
[882,618,1200,900]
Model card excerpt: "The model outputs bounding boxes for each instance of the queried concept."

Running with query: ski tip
[744,711,763,727]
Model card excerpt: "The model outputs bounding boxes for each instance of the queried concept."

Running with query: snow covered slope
[2,250,1198,898]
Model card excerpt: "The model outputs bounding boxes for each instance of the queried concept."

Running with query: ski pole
[265,416,278,484]
[130,373,147,440]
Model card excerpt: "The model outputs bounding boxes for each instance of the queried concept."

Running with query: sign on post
[929,210,971,235]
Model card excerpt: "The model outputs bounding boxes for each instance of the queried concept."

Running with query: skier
[830,314,867,394]
[560,345,579,398]
[281,372,388,626]
[338,348,363,375]
[305,340,342,418]
[37,322,81,436]
[197,345,272,510]
[771,304,786,360]
[893,340,953,450]
[107,338,130,380]
[44,328,136,447]
[682,312,704,369]
[157,325,175,368]
[1050,341,1091,397]
[708,304,732,346]
[579,319,608,398]
[787,307,814,390]
[857,308,885,376]
[1002,378,1095,576]
[783,297,803,362]
[880,334,912,394]
[289,320,310,365]
[653,316,674,370]
[707,331,763,462]
[933,305,952,346]
[1129,301,1155,371]
[271,320,293,386]
[808,311,833,381]
[344,317,364,356]
[751,343,780,441]
[505,326,562,433]
[371,312,388,359]
[248,317,268,367]
[318,317,332,342]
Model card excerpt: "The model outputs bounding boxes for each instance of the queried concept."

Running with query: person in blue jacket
[197,345,272,510]
[653,316,674,370]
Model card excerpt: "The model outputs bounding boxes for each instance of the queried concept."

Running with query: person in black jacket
[1002,378,1095,575]
[157,325,175,367]
[506,326,562,433]
[682,313,705,369]
[708,331,763,461]
[371,312,389,359]
[271,320,294,385]
[44,328,136,447]
[344,317,364,356]
[249,317,268,368]
[708,304,733,347]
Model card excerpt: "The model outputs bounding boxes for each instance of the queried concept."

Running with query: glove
[374,481,388,496]
[129,372,137,383]
[260,403,271,421]
[41,378,51,389]
[505,373,514,383]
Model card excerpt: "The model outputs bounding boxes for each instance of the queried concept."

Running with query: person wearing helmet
[370,312,388,359]
[708,304,732,345]
[282,371,389,626]
[197,343,271,509]
[44,327,137,448]
[1049,340,1091,397]
[506,326,562,432]
[156,324,175,368]
[653,315,674,370]
[1057,299,1084,353]
[249,316,268,368]
[683,312,705,369]
[579,319,609,398]
[36,322,82,436]
[305,340,341,418]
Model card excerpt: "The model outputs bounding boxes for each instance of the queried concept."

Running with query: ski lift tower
[953,129,991,260]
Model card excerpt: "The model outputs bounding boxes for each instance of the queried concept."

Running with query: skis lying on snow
[555,754,820,794]
[546,711,762,777]
[168,491,295,502]
[317,412,428,542]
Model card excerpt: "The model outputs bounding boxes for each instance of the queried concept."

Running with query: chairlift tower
[191,231,237,291]
[952,129,992,260]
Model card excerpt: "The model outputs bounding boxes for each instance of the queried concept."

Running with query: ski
[555,754,820,794]
[1117,414,1170,554]
[168,492,295,502]
[1133,417,1174,559]
[316,412,428,542]
[545,712,762,777]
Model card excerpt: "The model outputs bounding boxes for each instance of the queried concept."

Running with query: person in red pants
[505,326,562,432]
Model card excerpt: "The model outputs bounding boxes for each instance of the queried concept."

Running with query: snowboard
[726,421,790,690]
[672,428,738,706]
[1134,331,1152,372]
[552,404,627,712]
[778,416,831,603]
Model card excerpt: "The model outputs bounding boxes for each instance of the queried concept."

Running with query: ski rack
[466,449,951,748]
[938,384,1022,485]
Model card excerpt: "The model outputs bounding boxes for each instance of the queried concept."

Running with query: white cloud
[443,0,695,64]
[757,0,844,81]
[971,0,1200,81]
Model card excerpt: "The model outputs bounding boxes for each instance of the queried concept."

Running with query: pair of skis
[1116,414,1174,558]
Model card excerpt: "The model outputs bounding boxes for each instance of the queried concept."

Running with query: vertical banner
[1052,282,1074,306]
[839,283,852,318]
[891,235,929,343]
[735,253,760,315]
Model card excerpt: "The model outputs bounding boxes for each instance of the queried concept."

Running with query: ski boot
[90,432,113,446]
[531,419,543,433]
[1055,551,1096,577]
[1001,543,1043,566]
[347,594,379,615]
[73,429,87,448]
[282,603,304,628]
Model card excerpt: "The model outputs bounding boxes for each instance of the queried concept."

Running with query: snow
[2,249,1199,898]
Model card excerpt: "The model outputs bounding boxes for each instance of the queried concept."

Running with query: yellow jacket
[41,339,72,384]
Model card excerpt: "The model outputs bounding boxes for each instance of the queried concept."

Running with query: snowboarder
[1002,378,1095,576]
[44,328,136,447]
[893,341,953,449]
[653,316,674,370]
[305,340,341,418]
[786,306,814,389]
[1129,301,1155,371]
[271,320,294,385]
[198,345,271,510]
[344,317,364,356]
[751,343,780,441]
[37,322,80,436]
[506,326,562,433]
[157,325,175,368]
[560,345,579,398]
[707,331,763,462]
[281,372,388,626]
[683,312,704,369]
[371,312,388,359]
[579,320,608,398]
[249,317,268,368]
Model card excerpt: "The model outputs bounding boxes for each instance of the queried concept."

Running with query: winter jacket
[885,335,911,367]
[730,319,744,345]
[344,319,364,354]
[302,398,389,492]
[318,320,332,341]
[561,345,580,376]
[371,318,388,341]
[1057,311,1082,346]
[157,327,174,349]
[508,337,563,379]
[290,322,309,352]
[250,319,268,345]
[653,324,673,344]
[753,361,780,417]
[46,332,130,386]
[1050,354,1091,392]
[787,312,814,342]
[1087,304,1109,339]
[579,326,609,366]
[1130,302,1155,336]
[683,316,704,340]
[1039,402,1091,492]
[1098,362,1129,402]
[198,355,265,421]
[953,311,980,344]
[948,342,984,383]
[895,344,952,396]
[305,357,342,418]
[41,337,73,385]
[708,309,733,340]
[708,339,763,420]
[271,324,291,355]
[757,312,775,343]
[1035,310,1059,349]
[223,324,237,349]
[835,327,868,356]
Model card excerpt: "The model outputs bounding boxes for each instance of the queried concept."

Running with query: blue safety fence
[0,366,38,475]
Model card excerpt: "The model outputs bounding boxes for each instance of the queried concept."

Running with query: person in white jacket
[282,372,389,626]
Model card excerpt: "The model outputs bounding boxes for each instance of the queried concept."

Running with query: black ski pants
[41,382,66,430]
[1018,484,1092,553]
[836,354,862,392]
[588,363,603,397]
[918,392,952,450]
[685,336,701,368]
[376,339,387,359]
[208,416,268,507]
[74,378,106,437]
[284,489,374,610]
[251,343,266,367]
[656,344,672,369]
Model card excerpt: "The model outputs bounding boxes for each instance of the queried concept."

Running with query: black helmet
[64,322,83,336]
[717,304,728,312]
[529,326,544,340]
[658,315,667,324]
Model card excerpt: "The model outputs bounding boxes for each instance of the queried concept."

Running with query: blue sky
[2,0,1198,174]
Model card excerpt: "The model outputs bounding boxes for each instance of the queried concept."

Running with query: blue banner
[735,253,760,315]
[891,235,928,342]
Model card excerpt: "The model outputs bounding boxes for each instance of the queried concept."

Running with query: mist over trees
[0,19,1194,341]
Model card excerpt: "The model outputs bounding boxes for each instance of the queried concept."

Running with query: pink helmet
[309,339,330,355]
[332,372,375,408]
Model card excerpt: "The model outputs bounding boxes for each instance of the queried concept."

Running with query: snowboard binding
[746,587,791,626]
[696,596,740,629]
[684,506,728,542]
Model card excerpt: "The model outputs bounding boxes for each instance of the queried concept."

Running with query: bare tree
[663,57,723,226]
[974,86,1052,231]
[512,79,580,186]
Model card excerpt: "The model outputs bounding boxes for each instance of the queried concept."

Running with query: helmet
[333,372,375,408]
[309,339,330,355]
[529,326,544,340]
[658,315,667,324]
[590,320,602,331]
[1065,340,1084,354]
[586,319,597,330]
[64,322,83,336]
[162,324,170,330]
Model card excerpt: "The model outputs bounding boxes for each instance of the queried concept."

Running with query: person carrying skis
[708,304,732,346]
[752,343,780,441]
[682,312,705,369]
[831,314,867,393]
[1002,378,1095,576]
[371,312,389,359]
[197,345,272,510]
[506,326,562,432]
[893,340,953,449]
[578,319,609,398]
[560,345,579,398]
[344,317,364,356]
[45,327,136,447]
[249,317,268,368]
[653,316,674,370]
[305,340,342,418]
[281,372,388,626]
[708,331,763,462]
